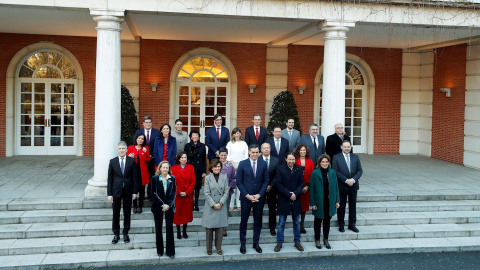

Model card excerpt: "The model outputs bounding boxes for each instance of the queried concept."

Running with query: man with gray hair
[326,123,351,158]
[107,141,138,244]
[299,123,325,166]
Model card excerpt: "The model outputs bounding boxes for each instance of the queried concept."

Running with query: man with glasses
[326,123,351,158]
[206,114,230,161]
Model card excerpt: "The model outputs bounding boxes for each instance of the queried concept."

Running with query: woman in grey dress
[201,159,230,255]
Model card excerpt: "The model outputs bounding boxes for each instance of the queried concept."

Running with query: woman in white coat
[225,127,248,211]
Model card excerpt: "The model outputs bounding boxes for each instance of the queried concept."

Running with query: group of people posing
[106,113,363,258]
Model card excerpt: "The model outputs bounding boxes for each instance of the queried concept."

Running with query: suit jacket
[107,156,138,198]
[266,137,289,163]
[150,174,176,214]
[281,128,301,152]
[236,158,269,198]
[245,126,268,147]
[153,136,177,166]
[201,173,230,228]
[299,134,325,166]
[205,125,230,160]
[332,152,363,192]
[275,163,304,216]
[325,133,351,159]
[261,155,279,187]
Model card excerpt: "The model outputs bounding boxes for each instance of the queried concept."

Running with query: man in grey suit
[281,117,301,152]
[299,123,325,166]
[332,140,363,233]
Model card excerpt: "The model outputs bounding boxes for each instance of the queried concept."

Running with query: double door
[177,84,228,143]
[17,80,76,155]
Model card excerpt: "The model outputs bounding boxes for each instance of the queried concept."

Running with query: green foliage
[266,90,301,137]
[121,85,138,145]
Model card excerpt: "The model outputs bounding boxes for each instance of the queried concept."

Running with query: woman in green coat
[309,154,340,250]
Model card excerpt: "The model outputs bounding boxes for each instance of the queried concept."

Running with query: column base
[85,178,107,197]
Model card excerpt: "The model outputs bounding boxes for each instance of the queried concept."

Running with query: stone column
[85,9,125,197]
[319,21,355,138]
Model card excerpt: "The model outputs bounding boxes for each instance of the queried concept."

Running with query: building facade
[0,0,479,196]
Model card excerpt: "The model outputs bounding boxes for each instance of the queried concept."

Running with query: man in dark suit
[236,144,269,254]
[267,126,289,164]
[245,113,268,147]
[205,114,230,161]
[332,140,363,233]
[260,143,279,236]
[107,141,138,244]
[134,116,160,198]
[326,123,351,158]
[299,123,325,166]
[281,117,301,152]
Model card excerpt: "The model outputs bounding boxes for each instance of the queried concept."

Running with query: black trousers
[133,184,145,208]
[264,187,277,231]
[146,158,155,198]
[240,196,264,244]
[154,210,175,256]
[112,188,132,235]
[314,196,331,240]
[338,189,357,227]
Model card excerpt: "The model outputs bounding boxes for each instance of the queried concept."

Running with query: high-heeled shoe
[324,239,331,249]
[315,240,322,249]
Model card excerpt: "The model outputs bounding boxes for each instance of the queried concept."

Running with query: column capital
[318,21,355,41]
[90,9,125,18]
[90,9,125,32]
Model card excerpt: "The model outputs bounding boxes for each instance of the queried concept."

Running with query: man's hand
[162,204,170,212]
[253,194,261,202]
[290,192,296,201]
[266,185,272,193]
[132,194,137,200]
[108,196,113,203]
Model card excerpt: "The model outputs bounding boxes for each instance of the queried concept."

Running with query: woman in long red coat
[127,133,151,214]
[171,151,196,239]
[295,143,314,234]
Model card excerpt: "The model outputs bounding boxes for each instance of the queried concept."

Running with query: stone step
[1,211,480,240]
[1,236,479,269]
[1,200,479,225]
[3,223,480,256]
[3,190,480,211]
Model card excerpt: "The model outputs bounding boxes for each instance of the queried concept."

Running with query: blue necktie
[253,161,256,178]
[121,158,124,175]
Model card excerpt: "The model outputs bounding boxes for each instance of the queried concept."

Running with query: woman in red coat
[127,133,151,214]
[171,151,196,239]
[295,143,314,234]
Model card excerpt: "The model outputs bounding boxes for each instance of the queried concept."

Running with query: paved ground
[0,154,479,199]
[94,251,480,270]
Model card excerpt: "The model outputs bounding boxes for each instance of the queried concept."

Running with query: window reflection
[177,56,229,82]
[19,51,77,79]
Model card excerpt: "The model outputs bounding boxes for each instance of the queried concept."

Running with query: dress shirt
[311,135,318,149]
[262,155,270,169]
[274,138,281,152]
[215,124,222,137]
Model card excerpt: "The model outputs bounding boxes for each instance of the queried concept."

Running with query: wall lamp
[249,85,256,94]
[298,86,307,95]
[150,83,158,92]
[440,88,451,98]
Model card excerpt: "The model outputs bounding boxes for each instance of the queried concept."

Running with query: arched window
[178,56,228,82]
[19,51,77,79]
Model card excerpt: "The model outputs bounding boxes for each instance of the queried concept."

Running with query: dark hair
[316,154,332,169]
[294,143,311,160]
[134,133,146,147]
[231,127,244,142]
[143,116,152,122]
[286,117,294,123]
[252,113,262,119]
[285,151,295,159]
[273,126,282,132]
[249,144,259,151]
[209,159,223,171]
[213,114,222,120]
[159,123,172,137]
[175,151,187,164]
[218,147,228,155]
[342,140,352,146]
[189,129,200,139]
[175,119,183,124]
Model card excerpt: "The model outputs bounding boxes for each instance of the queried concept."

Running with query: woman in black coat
[184,129,206,211]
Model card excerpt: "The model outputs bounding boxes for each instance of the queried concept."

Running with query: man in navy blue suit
[133,116,160,199]
[205,114,230,161]
[236,144,269,254]
[332,140,363,233]
[299,123,325,166]
[245,113,268,147]
[266,126,289,164]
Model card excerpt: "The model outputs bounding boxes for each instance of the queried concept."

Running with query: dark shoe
[315,240,322,249]
[133,206,138,214]
[217,249,223,255]
[348,226,359,233]
[223,230,227,237]
[300,227,306,234]
[194,206,200,211]
[274,243,282,252]
[207,250,212,255]
[138,207,142,214]
[157,253,163,257]
[253,243,262,253]
[123,234,130,243]
[240,244,246,254]
[324,239,331,249]
[339,226,345,233]
[182,231,188,239]
[169,255,175,259]
[294,242,304,251]
[177,231,182,239]
[112,235,120,244]
[270,229,276,236]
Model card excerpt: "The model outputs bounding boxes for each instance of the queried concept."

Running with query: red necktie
[217,127,220,140]
[255,127,259,140]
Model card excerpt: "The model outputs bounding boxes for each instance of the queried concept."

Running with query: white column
[85,9,125,197]
[319,21,355,138]
[464,42,480,170]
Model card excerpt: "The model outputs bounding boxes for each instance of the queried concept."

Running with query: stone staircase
[1,190,480,269]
